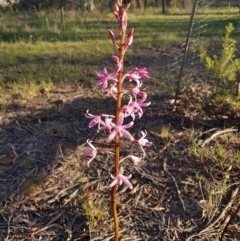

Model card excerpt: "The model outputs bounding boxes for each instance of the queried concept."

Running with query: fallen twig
[163,158,186,212]
[186,185,239,241]
[201,127,238,147]
[219,191,240,241]
[0,211,13,241]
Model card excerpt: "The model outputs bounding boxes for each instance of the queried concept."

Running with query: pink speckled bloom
[108,167,133,189]
[128,155,142,165]
[106,113,134,142]
[96,68,118,90]
[134,131,152,147]
[83,140,98,167]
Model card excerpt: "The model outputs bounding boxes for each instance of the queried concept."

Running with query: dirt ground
[0,47,239,241]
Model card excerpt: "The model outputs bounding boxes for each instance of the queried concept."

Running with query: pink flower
[85,110,101,129]
[126,81,143,96]
[121,95,135,119]
[136,92,151,109]
[134,131,152,147]
[106,113,134,142]
[85,110,113,132]
[108,167,133,189]
[133,67,150,79]
[119,155,142,165]
[111,55,122,73]
[96,68,118,90]
[99,116,114,132]
[83,140,97,167]
[106,83,118,99]
[124,73,141,84]
[122,92,150,119]
[128,155,142,165]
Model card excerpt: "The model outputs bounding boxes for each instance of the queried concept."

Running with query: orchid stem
[111,4,126,241]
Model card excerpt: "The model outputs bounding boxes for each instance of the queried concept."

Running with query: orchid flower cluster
[83,2,152,191]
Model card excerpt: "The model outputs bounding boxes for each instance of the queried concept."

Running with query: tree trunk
[236,72,240,96]
[88,0,95,11]
[60,5,65,26]
[139,0,145,14]
[162,0,166,14]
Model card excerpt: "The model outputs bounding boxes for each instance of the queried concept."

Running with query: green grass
[0,7,239,103]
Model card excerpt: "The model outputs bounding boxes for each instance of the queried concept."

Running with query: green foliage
[200,23,240,94]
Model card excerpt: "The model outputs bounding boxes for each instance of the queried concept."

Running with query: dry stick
[186,185,239,241]
[31,213,64,237]
[111,3,126,241]
[163,158,186,212]
[0,211,13,241]
[174,0,198,106]
[199,186,239,233]
[219,193,240,241]
[201,127,238,147]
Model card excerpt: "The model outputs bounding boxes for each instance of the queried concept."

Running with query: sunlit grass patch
[0,8,239,104]
[190,138,239,171]
[0,40,115,103]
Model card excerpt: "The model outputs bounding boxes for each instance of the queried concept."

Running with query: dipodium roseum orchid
[84,139,113,167]
[83,140,99,167]
[96,68,118,90]
[126,80,143,96]
[83,1,152,240]
[85,110,114,132]
[121,92,151,119]
[120,155,142,165]
[106,83,118,99]
[134,131,152,147]
[106,113,134,142]
[108,167,133,189]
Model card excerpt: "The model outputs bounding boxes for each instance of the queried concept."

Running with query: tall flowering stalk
[84,1,152,240]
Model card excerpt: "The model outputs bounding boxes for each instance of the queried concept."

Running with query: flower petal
[108,178,118,188]
[106,129,117,142]
[121,128,134,141]
[119,174,133,189]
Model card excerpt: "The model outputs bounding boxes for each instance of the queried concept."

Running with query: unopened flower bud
[125,28,134,47]
[108,30,115,44]
[114,3,119,12]
[124,3,131,11]
[112,55,119,63]
[117,0,122,7]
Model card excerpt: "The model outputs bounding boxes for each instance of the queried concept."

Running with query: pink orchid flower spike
[108,167,133,189]
[83,140,97,167]
[106,113,134,142]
